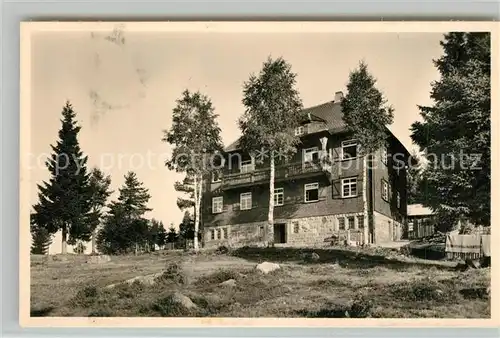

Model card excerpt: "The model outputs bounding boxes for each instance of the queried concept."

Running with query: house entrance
[273,223,287,244]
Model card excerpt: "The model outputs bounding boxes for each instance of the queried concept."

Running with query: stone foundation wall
[373,211,404,244]
[204,212,367,248]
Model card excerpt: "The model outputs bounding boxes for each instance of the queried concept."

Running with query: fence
[445,233,490,261]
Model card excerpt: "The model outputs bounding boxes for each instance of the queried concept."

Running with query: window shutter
[332,179,341,198]
[319,185,328,201]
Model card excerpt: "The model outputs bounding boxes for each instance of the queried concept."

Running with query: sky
[29,30,446,252]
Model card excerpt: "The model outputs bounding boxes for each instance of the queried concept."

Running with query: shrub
[150,295,195,317]
[158,262,188,284]
[390,278,458,303]
[196,269,240,285]
[348,293,373,318]
[88,308,114,317]
[71,285,99,308]
[215,245,230,255]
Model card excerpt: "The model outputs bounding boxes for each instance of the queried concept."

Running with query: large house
[202,92,411,248]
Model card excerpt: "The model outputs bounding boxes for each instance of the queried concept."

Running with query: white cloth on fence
[445,233,481,254]
[481,235,491,257]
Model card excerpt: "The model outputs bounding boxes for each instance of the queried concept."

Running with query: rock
[169,292,197,309]
[86,255,111,264]
[51,255,69,262]
[255,262,280,274]
[125,272,162,286]
[465,258,481,269]
[327,263,340,269]
[220,279,237,287]
[301,252,320,262]
[309,252,320,261]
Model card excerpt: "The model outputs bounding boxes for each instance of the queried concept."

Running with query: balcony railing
[220,160,328,189]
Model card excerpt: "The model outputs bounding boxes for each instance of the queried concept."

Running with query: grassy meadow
[30,246,491,318]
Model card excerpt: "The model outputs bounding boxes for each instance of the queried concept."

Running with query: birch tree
[163,90,223,251]
[341,61,394,245]
[238,57,303,246]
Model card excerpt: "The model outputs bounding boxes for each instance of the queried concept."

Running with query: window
[304,183,319,202]
[240,159,254,173]
[293,222,300,234]
[338,217,346,230]
[341,140,358,159]
[357,215,364,228]
[216,228,222,240]
[223,227,228,239]
[294,126,304,136]
[211,171,222,183]
[303,147,319,163]
[382,180,389,201]
[396,191,401,208]
[212,196,223,214]
[259,226,265,237]
[240,192,252,210]
[274,188,284,206]
[210,229,215,240]
[347,216,355,229]
[341,177,357,198]
[381,147,388,165]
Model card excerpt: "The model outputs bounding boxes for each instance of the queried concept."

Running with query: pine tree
[88,167,113,254]
[178,210,195,248]
[406,149,425,205]
[97,172,152,254]
[31,101,93,254]
[30,214,53,255]
[239,56,303,246]
[115,171,152,219]
[411,32,490,226]
[163,90,223,251]
[156,221,167,249]
[166,226,178,245]
[341,61,394,245]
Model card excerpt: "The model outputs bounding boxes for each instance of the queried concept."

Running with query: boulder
[219,279,237,287]
[169,292,198,309]
[255,262,280,274]
[86,255,111,264]
[125,272,163,286]
[301,252,320,262]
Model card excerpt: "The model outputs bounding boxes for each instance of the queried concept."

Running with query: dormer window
[294,126,305,136]
[341,140,358,160]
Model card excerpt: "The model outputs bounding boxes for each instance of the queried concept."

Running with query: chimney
[334,91,344,102]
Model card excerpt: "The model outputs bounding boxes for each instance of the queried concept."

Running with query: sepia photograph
[20,22,495,325]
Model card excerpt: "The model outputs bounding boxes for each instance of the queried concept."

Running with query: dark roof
[224,99,411,157]
[225,100,345,152]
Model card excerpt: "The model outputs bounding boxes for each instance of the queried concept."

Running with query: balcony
[220,160,330,190]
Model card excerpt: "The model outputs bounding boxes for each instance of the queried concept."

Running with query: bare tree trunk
[61,225,67,254]
[91,229,97,254]
[267,151,275,247]
[362,155,369,245]
[193,174,201,251]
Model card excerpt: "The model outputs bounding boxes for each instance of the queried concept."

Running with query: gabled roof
[407,204,435,217]
[224,98,411,157]
[225,100,345,152]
